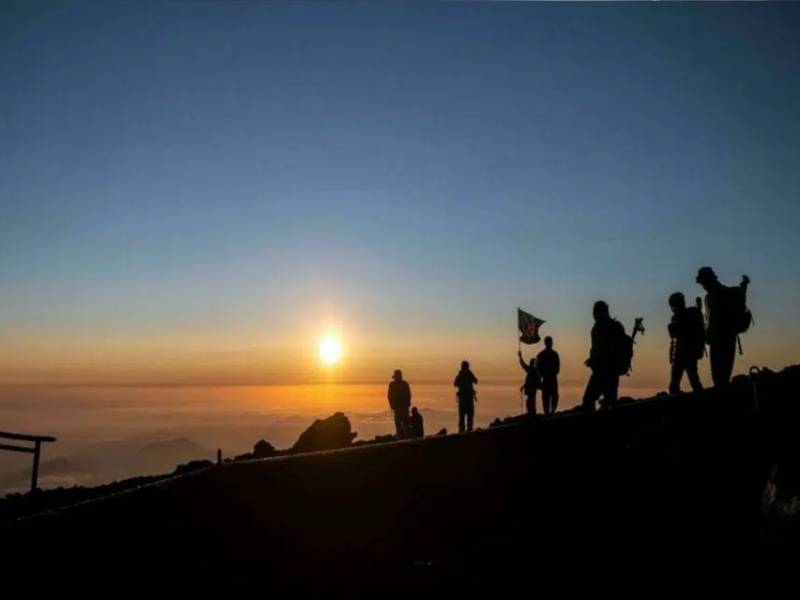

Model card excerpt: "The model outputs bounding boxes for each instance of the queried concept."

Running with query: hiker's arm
[667,320,678,338]
[518,353,528,372]
[555,354,561,375]
[472,372,478,384]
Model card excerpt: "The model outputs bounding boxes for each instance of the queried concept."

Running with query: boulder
[253,439,276,459]
[172,459,213,476]
[291,412,357,454]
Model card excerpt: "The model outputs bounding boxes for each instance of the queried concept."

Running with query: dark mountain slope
[2,366,798,586]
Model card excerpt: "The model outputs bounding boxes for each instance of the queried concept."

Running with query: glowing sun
[319,335,343,366]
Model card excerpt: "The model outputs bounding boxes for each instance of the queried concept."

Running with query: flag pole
[517,307,523,414]
[516,307,520,414]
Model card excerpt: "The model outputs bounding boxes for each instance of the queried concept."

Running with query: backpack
[614,321,634,376]
[730,286,753,335]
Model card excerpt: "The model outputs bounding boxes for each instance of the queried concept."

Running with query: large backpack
[709,285,753,336]
[614,321,635,376]
[730,285,753,334]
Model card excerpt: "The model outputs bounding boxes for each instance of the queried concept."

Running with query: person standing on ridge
[536,336,561,415]
[582,301,626,411]
[517,352,541,415]
[454,361,478,432]
[695,267,751,387]
[667,292,705,394]
[387,369,411,438]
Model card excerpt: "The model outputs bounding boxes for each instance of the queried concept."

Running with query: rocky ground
[1,366,798,587]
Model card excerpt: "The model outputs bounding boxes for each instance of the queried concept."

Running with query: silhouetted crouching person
[388,369,411,438]
[454,361,478,432]
[582,301,625,411]
[537,336,561,415]
[668,292,704,394]
[517,352,541,415]
[407,407,424,438]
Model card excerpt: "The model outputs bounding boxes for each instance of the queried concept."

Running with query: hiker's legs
[602,374,619,407]
[685,358,703,392]
[458,403,466,433]
[549,379,559,414]
[582,374,601,411]
[466,403,474,432]
[710,338,736,387]
[669,360,684,395]
[541,386,552,416]
[525,389,537,415]
[394,406,409,438]
[541,379,557,415]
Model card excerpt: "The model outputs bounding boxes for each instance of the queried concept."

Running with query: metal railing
[0,430,57,492]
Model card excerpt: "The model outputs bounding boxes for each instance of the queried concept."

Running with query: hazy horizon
[3,379,644,493]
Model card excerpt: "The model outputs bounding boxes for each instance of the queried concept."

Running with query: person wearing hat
[696,266,750,387]
[387,369,412,438]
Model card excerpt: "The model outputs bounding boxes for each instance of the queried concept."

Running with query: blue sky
[1,2,799,385]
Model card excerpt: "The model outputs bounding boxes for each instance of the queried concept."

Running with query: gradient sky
[1,2,799,389]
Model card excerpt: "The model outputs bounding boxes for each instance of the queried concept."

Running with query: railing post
[31,440,41,492]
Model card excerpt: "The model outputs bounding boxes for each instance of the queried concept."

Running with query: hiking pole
[696,297,709,358]
[749,366,761,413]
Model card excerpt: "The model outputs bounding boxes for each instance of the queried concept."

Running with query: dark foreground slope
[2,367,798,585]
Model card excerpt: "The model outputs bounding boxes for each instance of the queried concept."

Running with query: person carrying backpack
[696,267,752,387]
[667,292,704,394]
[582,300,627,411]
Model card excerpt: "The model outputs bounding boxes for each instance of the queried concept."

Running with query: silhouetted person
[407,406,424,438]
[454,360,478,432]
[696,267,751,387]
[668,292,704,394]
[387,369,411,438]
[537,336,561,415]
[582,301,625,411]
[517,352,541,415]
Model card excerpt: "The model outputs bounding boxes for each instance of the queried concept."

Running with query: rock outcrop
[290,412,357,453]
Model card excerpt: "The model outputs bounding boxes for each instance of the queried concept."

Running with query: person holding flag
[517,351,542,415]
[517,308,546,414]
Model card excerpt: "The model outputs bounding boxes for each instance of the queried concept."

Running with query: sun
[319,334,343,366]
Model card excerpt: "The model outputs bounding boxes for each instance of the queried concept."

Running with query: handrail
[0,431,57,443]
[0,430,57,492]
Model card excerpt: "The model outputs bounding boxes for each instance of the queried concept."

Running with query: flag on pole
[518,307,545,345]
